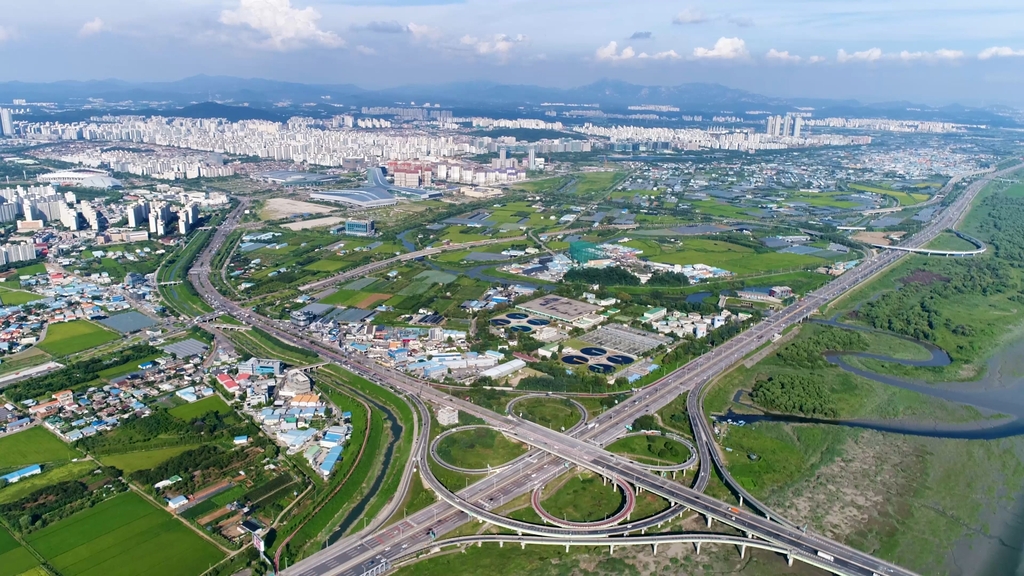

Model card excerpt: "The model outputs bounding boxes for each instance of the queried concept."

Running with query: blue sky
[3,0,1024,104]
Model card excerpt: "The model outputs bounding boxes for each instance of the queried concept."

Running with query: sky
[3,0,1024,105]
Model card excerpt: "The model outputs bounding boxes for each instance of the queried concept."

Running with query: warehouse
[480,359,527,379]
[515,295,602,324]
[310,189,397,208]
[0,464,41,484]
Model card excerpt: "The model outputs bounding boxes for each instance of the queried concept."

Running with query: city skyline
[2,0,1024,105]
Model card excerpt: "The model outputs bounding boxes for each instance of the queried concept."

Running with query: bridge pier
[739,544,746,559]
[652,543,658,555]
[477,541,482,547]
[694,542,701,555]
[565,544,570,553]
[786,553,793,566]
[739,495,744,507]
[520,542,525,550]
[706,515,713,528]
[516,530,521,536]
[609,544,615,555]
[499,541,503,548]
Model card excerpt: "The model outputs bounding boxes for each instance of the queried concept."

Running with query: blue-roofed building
[167,495,189,510]
[1,465,42,484]
[319,445,344,476]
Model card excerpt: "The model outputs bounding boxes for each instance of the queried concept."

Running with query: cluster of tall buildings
[0,242,38,265]
[803,117,975,133]
[126,200,200,236]
[0,184,100,232]
[766,115,804,138]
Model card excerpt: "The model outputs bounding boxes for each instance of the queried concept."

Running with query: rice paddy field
[25,492,224,576]
[0,528,39,576]
[629,238,828,275]
[37,321,120,356]
[0,427,80,471]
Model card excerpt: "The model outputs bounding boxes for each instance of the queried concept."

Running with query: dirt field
[282,216,345,230]
[262,198,335,220]
[900,269,951,285]
[356,293,392,308]
[853,231,905,246]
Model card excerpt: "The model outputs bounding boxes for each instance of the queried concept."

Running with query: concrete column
[706,515,713,528]
[565,544,570,553]
[603,476,606,486]
[739,545,746,559]
[520,542,525,549]
[695,542,701,555]
[641,528,646,535]
[499,541,503,548]
[739,495,744,507]
[516,530,521,536]
[787,553,793,567]
[477,541,482,547]
[609,544,615,555]
[652,543,658,555]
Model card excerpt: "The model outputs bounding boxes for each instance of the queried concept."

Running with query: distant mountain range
[0,75,1016,126]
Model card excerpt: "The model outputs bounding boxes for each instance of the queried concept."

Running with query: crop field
[568,171,625,197]
[169,396,233,421]
[25,492,224,576]
[645,238,825,275]
[303,259,349,272]
[319,289,391,307]
[787,191,862,209]
[849,183,930,206]
[0,461,97,505]
[0,286,43,306]
[98,446,200,474]
[0,347,51,376]
[687,199,756,219]
[0,528,39,576]
[510,176,571,194]
[413,270,458,284]
[0,427,80,471]
[37,321,120,356]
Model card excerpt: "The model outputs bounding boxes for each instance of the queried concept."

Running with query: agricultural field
[25,492,224,576]
[0,461,97,505]
[849,183,930,206]
[567,171,626,197]
[0,528,39,576]
[168,396,233,420]
[0,348,51,376]
[638,237,829,275]
[98,445,200,474]
[37,321,119,356]
[0,286,43,306]
[0,427,80,471]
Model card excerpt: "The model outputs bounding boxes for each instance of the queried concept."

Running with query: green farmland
[0,427,80,471]
[98,446,200,474]
[0,527,39,576]
[25,492,224,576]
[168,396,233,420]
[37,321,119,356]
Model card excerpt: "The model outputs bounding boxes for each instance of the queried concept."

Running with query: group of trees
[518,360,612,393]
[774,326,868,369]
[646,272,691,287]
[1,467,126,534]
[563,267,641,286]
[132,445,236,489]
[750,373,838,418]
[79,407,259,456]
[5,344,161,402]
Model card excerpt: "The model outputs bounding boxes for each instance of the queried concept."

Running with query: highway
[191,165,1018,576]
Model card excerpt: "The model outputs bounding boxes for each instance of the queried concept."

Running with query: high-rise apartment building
[0,108,12,138]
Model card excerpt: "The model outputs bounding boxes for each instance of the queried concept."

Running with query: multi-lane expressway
[192,165,1018,576]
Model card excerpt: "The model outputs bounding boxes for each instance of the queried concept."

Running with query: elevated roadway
[196,165,1019,576]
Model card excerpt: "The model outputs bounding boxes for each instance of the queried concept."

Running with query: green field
[511,397,583,432]
[37,321,119,356]
[14,264,47,276]
[646,238,824,275]
[0,461,97,505]
[925,232,978,252]
[0,348,51,376]
[0,427,80,471]
[434,428,527,470]
[0,287,43,306]
[168,396,233,420]
[304,259,349,272]
[0,527,40,576]
[25,492,224,576]
[605,435,692,466]
[539,472,624,523]
[98,446,200,474]
[849,183,930,206]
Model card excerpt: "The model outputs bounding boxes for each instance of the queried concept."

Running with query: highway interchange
[189,164,1017,576]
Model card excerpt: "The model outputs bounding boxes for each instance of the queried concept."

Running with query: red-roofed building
[216,373,240,394]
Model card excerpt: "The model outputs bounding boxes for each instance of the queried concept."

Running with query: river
[724,318,1024,574]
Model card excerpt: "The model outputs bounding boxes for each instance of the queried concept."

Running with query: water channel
[324,384,403,546]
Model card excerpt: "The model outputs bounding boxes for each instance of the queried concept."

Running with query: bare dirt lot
[262,198,335,220]
[282,216,346,230]
[853,231,904,246]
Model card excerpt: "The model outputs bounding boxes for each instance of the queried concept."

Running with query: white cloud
[673,8,708,25]
[638,50,681,60]
[79,17,106,38]
[220,0,343,50]
[978,46,1024,59]
[765,48,800,62]
[595,41,636,61]
[836,47,882,63]
[808,55,826,63]
[355,45,376,56]
[406,23,439,41]
[0,26,13,43]
[727,16,754,28]
[897,49,964,61]
[692,37,748,60]
[461,33,526,57]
